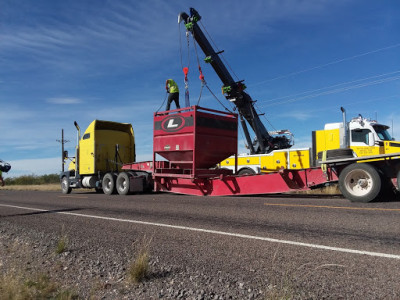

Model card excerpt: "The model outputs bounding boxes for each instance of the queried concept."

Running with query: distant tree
[4,174,59,185]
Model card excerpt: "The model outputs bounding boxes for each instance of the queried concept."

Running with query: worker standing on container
[165,79,180,111]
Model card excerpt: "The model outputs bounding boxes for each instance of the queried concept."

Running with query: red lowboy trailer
[149,106,338,196]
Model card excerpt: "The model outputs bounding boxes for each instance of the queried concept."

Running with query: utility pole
[56,129,69,172]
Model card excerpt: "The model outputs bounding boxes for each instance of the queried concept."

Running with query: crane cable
[178,22,191,107]
[190,30,233,113]
[191,35,206,106]
[192,21,266,150]
[204,84,234,113]
[198,20,278,131]
[199,21,240,81]
[156,92,169,113]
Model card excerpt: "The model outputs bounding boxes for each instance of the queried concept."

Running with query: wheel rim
[62,179,68,191]
[104,178,111,191]
[344,169,373,197]
[118,177,127,191]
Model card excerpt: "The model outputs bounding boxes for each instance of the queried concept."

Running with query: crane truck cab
[314,114,399,158]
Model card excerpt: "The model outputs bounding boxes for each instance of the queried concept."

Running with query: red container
[153,106,237,176]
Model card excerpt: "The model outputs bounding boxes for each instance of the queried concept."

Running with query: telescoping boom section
[152,106,338,196]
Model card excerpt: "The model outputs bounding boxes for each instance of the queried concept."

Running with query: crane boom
[178,8,292,154]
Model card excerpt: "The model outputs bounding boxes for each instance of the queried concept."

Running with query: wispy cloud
[6,157,61,177]
[0,1,179,74]
[281,111,313,121]
[47,97,82,104]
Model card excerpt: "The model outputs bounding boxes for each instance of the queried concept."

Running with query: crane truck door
[350,128,380,156]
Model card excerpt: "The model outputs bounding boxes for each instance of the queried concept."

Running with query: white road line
[1,203,400,260]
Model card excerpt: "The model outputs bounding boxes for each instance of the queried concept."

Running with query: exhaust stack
[74,121,81,174]
[340,107,349,148]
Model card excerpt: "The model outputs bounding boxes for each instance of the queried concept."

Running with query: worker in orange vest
[165,79,180,111]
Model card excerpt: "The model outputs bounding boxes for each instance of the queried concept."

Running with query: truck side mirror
[368,132,375,146]
[63,150,68,159]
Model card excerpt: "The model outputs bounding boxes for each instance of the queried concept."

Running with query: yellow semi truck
[60,120,151,194]
[220,108,400,175]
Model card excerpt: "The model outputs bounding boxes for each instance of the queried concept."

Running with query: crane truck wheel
[396,171,400,191]
[116,172,131,195]
[338,163,381,203]
[102,173,117,195]
[61,176,72,194]
[237,168,256,176]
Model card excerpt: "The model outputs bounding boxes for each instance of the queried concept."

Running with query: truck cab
[319,116,399,157]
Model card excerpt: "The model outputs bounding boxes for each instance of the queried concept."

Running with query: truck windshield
[373,125,392,141]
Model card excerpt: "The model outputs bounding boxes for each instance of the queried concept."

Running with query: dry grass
[0,237,77,300]
[264,249,297,299]
[128,236,153,284]
[0,183,61,191]
[0,271,77,300]
[55,226,69,255]
[291,184,341,195]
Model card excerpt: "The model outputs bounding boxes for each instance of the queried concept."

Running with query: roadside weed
[56,225,68,254]
[128,236,153,283]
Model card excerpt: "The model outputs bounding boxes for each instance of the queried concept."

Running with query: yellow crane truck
[220,107,400,175]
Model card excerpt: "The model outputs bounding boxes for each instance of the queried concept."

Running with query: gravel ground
[2,191,400,299]
[0,220,284,299]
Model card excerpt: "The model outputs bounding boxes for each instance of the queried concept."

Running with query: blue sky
[1,0,400,176]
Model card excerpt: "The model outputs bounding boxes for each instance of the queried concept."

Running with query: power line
[284,94,400,115]
[261,70,400,104]
[259,74,400,108]
[251,42,400,87]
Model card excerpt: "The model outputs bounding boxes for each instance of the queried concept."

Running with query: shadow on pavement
[0,207,83,218]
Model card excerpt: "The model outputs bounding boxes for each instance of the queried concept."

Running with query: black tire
[116,172,131,195]
[318,149,354,160]
[61,177,72,194]
[102,173,116,195]
[339,163,381,203]
[237,168,256,176]
[397,171,400,191]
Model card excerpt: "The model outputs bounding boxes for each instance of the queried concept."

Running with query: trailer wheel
[61,177,72,194]
[339,163,381,202]
[237,168,256,176]
[116,172,131,195]
[102,173,116,195]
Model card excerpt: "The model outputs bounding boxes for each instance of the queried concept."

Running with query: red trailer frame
[151,106,338,196]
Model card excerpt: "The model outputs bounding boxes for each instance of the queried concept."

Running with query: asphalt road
[1,190,400,298]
